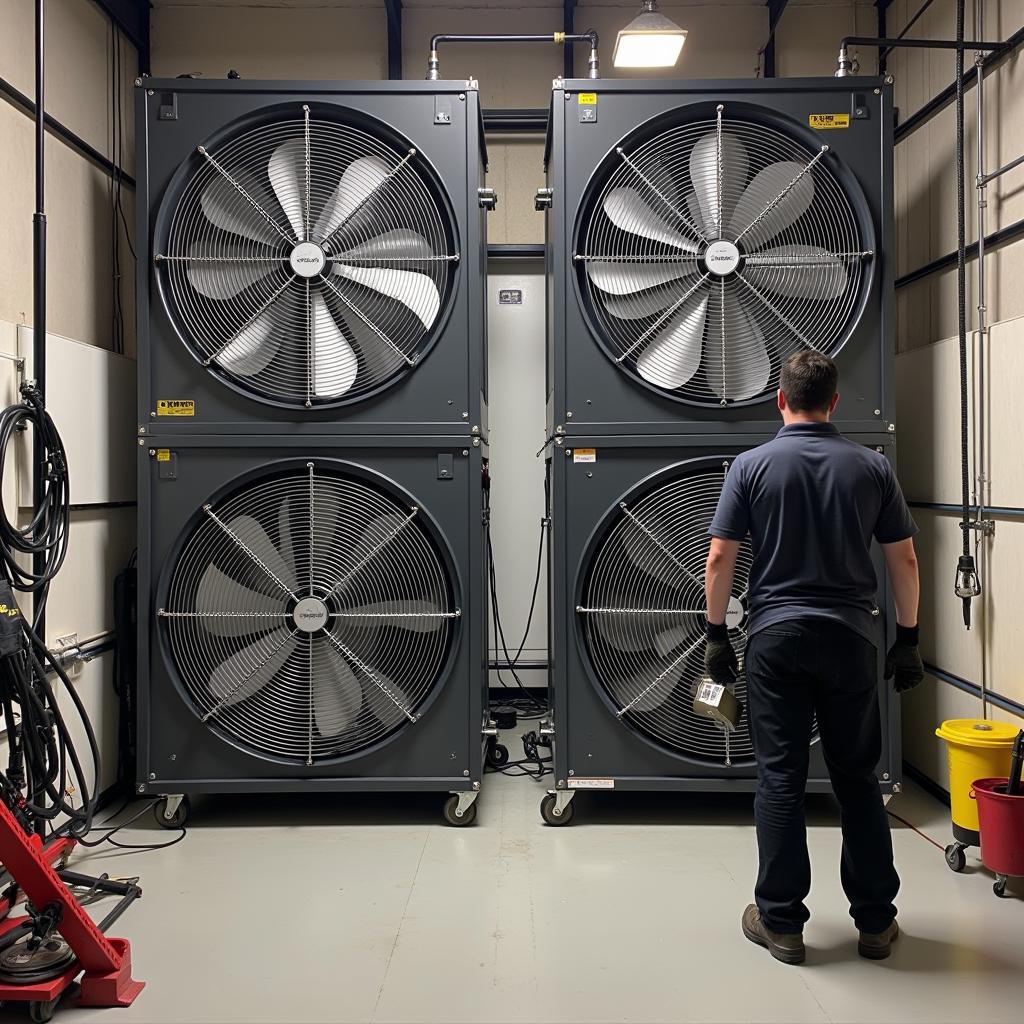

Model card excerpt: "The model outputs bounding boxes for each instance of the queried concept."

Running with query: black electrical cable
[886,810,946,852]
[76,799,187,852]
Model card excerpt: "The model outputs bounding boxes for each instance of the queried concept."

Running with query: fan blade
[603,288,677,321]
[343,600,445,634]
[707,290,771,402]
[625,660,688,714]
[215,312,281,377]
[636,294,709,390]
[312,292,359,397]
[312,643,361,737]
[313,155,390,242]
[746,245,848,300]
[333,514,410,595]
[689,132,750,237]
[728,161,814,243]
[277,497,298,587]
[332,264,439,329]
[200,174,281,245]
[195,564,284,638]
[186,244,277,300]
[622,514,702,591]
[653,623,700,659]
[209,630,297,708]
[338,229,433,262]
[366,669,412,727]
[336,306,404,378]
[227,514,298,593]
[268,138,306,240]
[603,187,698,250]
[592,610,676,653]
[587,260,697,296]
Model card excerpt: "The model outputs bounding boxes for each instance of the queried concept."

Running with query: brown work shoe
[858,920,899,960]
[741,904,806,965]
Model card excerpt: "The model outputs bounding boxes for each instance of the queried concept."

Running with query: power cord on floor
[886,810,946,852]
[75,798,187,853]
[487,729,552,780]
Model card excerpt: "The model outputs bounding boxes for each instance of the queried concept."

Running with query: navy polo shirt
[708,422,918,646]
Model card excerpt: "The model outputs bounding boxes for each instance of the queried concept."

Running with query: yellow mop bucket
[935,718,1017,871]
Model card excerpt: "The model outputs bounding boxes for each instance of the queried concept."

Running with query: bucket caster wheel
[155,794,190,829]
[29,998,59,1023]
[540,792,575,826]
[486,740,509,769]
[993,876,1008,899]
[443,794,478,827]
[944,842,967,873]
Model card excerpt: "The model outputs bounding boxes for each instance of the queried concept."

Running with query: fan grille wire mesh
[162,465,459,764]
[579,463,757,765]
[575,109,871,406]
[159,105,458,408]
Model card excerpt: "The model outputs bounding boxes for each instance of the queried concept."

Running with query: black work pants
[744,618,899,935]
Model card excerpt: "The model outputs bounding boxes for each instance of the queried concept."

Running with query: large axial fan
[161,464,459,763]
[578,461,758,765]
[158,105,458,407]
[576,106,873,405]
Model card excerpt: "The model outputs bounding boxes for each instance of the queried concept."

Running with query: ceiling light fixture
[613,0,687,69]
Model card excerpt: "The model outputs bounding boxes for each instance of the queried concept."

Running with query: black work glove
[704,620,738,685]
[885,624,924,693]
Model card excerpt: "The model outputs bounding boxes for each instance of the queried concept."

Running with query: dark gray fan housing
[578,461,756,765]
[575,105,873,406]
[158,104,458,408]
[161,464,460,764]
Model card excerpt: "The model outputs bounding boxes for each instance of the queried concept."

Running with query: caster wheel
[29,998,58,1023]
[155,795,191,829]
[540,793,574,827]
[944,843,966,873]
[486,742,510,769]
[993,878,1008,899]
[442,795,477,827]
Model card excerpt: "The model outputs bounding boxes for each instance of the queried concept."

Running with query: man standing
[703,351,923,966]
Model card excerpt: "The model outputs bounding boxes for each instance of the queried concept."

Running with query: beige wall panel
[913,508,984,680]
[150,4,386,79]
[403,7,561,107]
[46,508,136,649]
[982,314,1024,508]
[486,138,546,245]
[978,519,1024,705]
[774,2,875,79]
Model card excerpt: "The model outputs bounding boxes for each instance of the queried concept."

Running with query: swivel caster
[443,793,478,827]
[155,794,190,829]
[29,998,58,1023]
[540,792,575,826]
[486,740,509,769]
[993,876,1008,899]
[944,842,967,873]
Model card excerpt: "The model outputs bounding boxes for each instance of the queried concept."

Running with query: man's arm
[705,537,741,624]
[881,537,919,627]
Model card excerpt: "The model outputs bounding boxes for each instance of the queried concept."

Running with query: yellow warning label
[156,449,172,462]
[578,93,598,106]
[809,113,850,130]
[156,399,195,417]
[573,448,597,463]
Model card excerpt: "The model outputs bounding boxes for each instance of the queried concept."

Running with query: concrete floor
[7,768,1022,1024]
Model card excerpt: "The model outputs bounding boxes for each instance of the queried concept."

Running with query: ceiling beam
[762,0,790,77]
[92,0,151,73]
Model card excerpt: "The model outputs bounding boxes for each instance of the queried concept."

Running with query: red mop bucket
[971,778,1024,898]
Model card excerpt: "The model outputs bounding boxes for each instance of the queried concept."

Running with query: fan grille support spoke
[616,147,707,245]
[198,145,294,245]
[203,504,298,600]
[325,631,416,722]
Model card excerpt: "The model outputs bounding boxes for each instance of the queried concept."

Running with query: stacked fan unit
[539,78,899,824]
[137,80,490,826]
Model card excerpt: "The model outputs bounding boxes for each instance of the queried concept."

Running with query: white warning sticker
[567,777,615,789]
[697,681,725,708]
[573,448,597,463]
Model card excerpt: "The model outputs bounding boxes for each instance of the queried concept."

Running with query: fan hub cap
[289,241,327,279]
[725,595,746,629]
[292,596,330,633]
[703,239,742,278]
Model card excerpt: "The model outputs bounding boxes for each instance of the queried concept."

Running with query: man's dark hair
[780,351,838,413]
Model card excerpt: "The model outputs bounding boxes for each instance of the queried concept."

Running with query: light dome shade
[613,4,687,68]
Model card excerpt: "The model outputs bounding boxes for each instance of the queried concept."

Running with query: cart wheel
[993,878,1008,899]
[486,742,510,769]
[442,795,477,827]
[29,998,58,1023]
[944,842,967,873]
[540,793,575,827]
[155,795,191,829]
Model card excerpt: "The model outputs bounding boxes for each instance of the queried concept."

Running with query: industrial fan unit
[542,78,893,435]
[540,437,901,825]
[137,438,488,825]
[137,79,488,434]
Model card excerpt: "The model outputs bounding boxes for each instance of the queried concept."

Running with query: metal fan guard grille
[162,464,459,764]
[159,104,458,408]
[575,108,872,406]
[578,462,757,765]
